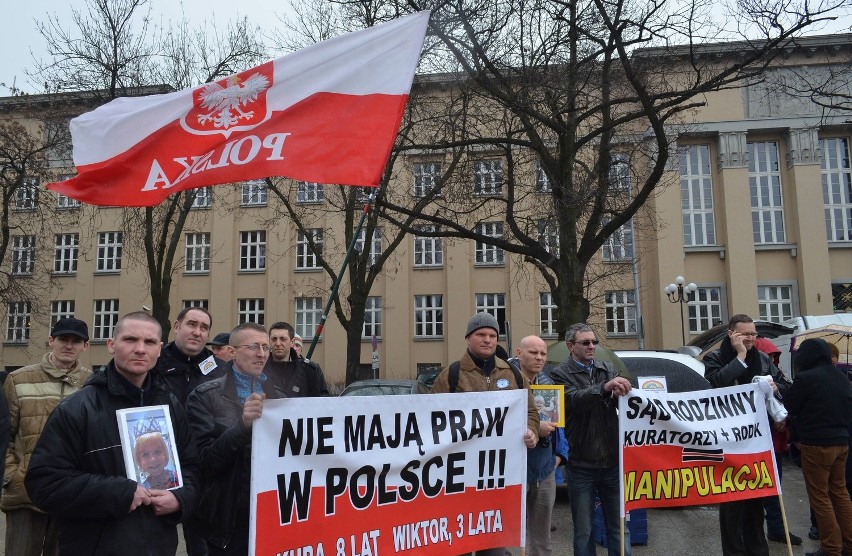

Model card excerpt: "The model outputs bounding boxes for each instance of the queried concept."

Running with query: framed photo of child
[116,405,183,490]
[530,384,564,427]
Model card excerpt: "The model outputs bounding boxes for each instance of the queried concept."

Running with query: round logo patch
[496,378,510,389]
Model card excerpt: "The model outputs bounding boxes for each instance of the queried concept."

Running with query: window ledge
[237,269,266,274]
[184,271,211,276]
[754,242,797,251]
[414,265,444,270]
[683,245,725,253]
[414,336,444,342]
[94,270,122,275]
[474,262,506,268]
[828,241,852,249]
[295,267,322,273]
[52,272,78,277]
[2,341,29,346]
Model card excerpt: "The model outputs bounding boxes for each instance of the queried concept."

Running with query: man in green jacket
[2,317,91,556]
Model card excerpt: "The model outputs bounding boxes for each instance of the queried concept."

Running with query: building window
[241,180,267,206]
[50,300,75,328]
[832,282,852,312]
[238,298,265,325]
[56,178,81,209]
[185,233,211,273]
[748,141,786,244]
[820,137,852,242]
[538,220,559,256]
[192,187,212,208]
[363,296,382,339]
[93,299,119,341]
[239,231,266,272]
[609,155,632,191]
[14,178,38,211]
[540,292,557,337]
[413,162,442,197]
[602,219,634,262]
[11,235,35,276]
[680,144,716,247]
[473,159,503,196]
[54,233,79,274]
[97,232,123,272]
[413,226,443,268]
[474,222,504,265]
[605,290,637,336]
[5,302,30,343]
[758,285,794,323]
[414,295,443,338]
[535,159,551,193]
[296,229,323,270]
[355,228,382,266]
[297,182,325,204]
[475,293,506,336]
[295,297,322,338]
[688,287,723,334]
[183,299,209,310]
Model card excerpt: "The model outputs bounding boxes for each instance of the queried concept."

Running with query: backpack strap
[448,361,461,393]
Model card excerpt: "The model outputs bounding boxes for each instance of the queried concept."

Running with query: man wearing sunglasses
[550,323,633,556]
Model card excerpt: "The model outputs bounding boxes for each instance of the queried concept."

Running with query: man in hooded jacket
[785,338,852,556]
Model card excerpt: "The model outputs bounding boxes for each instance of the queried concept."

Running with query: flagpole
[304,192,373,362]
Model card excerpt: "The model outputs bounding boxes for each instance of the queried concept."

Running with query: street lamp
[664,276,698,346]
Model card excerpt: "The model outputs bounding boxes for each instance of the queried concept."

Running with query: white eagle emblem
[196,73,270,130]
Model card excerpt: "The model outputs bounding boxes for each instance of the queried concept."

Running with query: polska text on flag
[47,11,430,207]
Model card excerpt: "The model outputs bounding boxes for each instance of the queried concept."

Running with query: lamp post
[664,276,698,346]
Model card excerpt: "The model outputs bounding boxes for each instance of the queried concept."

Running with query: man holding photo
[25,311,199,556]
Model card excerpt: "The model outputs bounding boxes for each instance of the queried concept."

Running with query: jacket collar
[39,352,82,380]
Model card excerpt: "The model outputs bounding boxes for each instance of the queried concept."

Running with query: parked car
[615,350,710,393]
[684,320,795,360]
[339,379,429,396]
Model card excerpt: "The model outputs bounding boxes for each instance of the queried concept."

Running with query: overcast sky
[1,0,286,94]
[3,1,850,95]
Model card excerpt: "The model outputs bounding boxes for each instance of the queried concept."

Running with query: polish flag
[47,12,430,207]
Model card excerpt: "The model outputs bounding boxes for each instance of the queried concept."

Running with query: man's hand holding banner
[619,383,780,513]
[251,391,528,556]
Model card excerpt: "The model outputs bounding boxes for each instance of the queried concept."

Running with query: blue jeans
[566,464,631,556]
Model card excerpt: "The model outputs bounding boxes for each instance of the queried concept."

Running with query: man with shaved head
[25,312,199,555]
[513,336,568,556]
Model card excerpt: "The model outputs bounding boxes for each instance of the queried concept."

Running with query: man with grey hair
[431,312,540,556]
[550,323,632,556]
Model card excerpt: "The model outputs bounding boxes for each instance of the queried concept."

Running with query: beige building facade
[1,35,851,386]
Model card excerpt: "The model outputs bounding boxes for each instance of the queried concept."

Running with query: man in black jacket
[187,322,284,555]
[263,321,328,397]
[550,323,632,556]
[704,313,791,556]
[155,306,221,405]
[786,338,852,556]
[25,311,199,556]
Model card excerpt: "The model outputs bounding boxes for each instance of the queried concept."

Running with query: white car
[615,350,710,393]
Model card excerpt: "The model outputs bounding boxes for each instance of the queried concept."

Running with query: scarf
[232,368,267,405]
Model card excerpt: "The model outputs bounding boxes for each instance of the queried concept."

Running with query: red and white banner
[619,384,779,512]
[48,12,430,207]
[250,391,528,556]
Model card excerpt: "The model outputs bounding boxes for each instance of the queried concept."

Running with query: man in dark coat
[24,311,199,556]
[785,338,852,556]
[550,322,632,556]
[263,321,328,398]
[704,313,791,556]
[155,306,221,405]
[187,322,284,555]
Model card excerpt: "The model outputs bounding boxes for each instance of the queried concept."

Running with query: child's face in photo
[137,440,167,475]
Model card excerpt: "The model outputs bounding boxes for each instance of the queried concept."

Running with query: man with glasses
[550,323,633,556]
[704,314,791,556]
[186,322,282,555]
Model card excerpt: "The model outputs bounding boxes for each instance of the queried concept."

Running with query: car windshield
[342,385,413,396]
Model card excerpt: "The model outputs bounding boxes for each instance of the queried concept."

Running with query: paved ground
[0,456,819,555]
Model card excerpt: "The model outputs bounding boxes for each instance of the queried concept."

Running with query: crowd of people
[0,308,849,556]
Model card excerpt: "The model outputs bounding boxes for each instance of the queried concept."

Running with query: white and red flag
[47,12,430,207]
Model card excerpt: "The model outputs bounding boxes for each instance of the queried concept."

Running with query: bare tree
[331,0,848,339]
[0,97,77,342]
[31,0,267,337]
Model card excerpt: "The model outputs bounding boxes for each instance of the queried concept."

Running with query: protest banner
[250,390,528,556]
[619,383,779,512]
